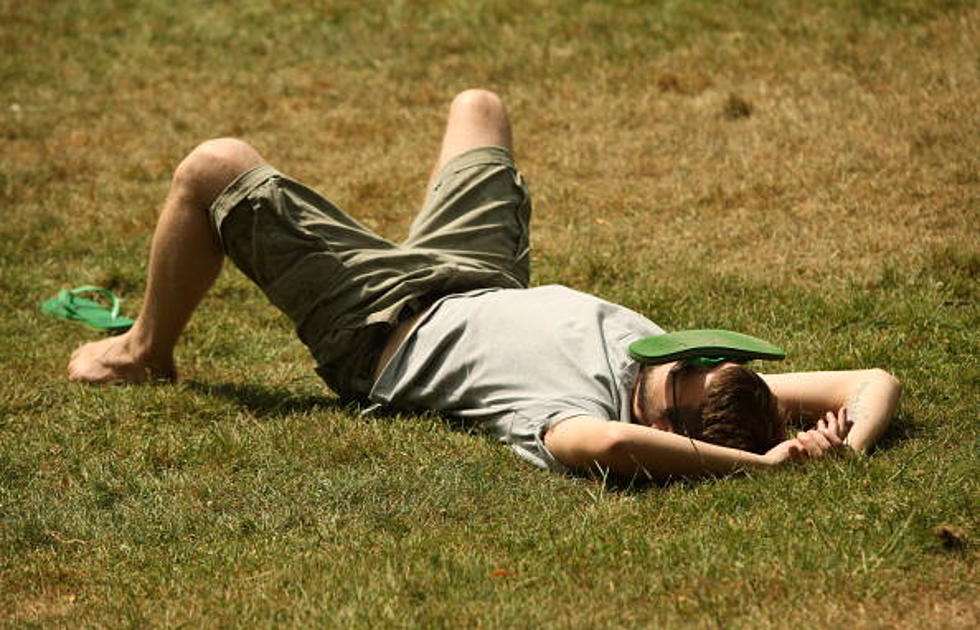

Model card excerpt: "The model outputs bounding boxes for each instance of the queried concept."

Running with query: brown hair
[695,365,786,454]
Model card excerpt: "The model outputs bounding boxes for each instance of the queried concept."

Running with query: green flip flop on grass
[629,329,786,367]
[40,285,134,332]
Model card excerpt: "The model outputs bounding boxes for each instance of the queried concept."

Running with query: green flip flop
[629,329,786,367]
[40,285,134,332]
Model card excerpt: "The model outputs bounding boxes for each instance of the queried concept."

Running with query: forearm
[844,369,901,453]
[609,427,769,478]
[545,416,768,479]
[764,368,902,454]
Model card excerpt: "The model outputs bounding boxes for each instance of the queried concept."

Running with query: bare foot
[68,333,176,384]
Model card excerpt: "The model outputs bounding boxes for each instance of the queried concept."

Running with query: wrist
[754,451,778,470]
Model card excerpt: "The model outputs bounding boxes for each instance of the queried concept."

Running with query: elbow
[593,423,629,457]
[546,419,649,476]
[591,424,643,474]
[545,418,628,472]
[872,368,902,398]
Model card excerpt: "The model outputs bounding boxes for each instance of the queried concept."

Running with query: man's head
[632,361,785,454]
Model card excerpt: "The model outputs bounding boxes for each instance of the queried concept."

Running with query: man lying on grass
[67,90,901,479]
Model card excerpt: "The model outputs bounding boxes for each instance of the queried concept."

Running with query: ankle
[120,325,173,366]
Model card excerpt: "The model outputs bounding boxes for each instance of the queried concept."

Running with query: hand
[794,407,852,459]
[820,406,853,445]
[762,408,853,467]
[761,438,809,467]
[762,434,837,468]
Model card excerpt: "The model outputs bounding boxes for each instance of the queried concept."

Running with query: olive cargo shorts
[209,146,531,399]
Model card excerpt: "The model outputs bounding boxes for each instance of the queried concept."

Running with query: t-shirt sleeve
[481,401,610,474]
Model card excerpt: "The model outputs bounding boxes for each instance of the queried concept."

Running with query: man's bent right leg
[404,89,531,288]
[427,88,513,188]
[68,138,265,383]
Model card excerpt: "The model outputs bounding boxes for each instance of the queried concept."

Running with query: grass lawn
[1,0,977,627]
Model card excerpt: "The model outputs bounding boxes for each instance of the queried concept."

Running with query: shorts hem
[209,164,281,251]
[439,145,515,174]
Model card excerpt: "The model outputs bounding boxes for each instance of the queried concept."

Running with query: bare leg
[374,91,518,375]
[427,89,513,188]
[68,138,265,383]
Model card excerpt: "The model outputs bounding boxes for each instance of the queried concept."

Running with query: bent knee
[173,138,266,204]
[176,138,264,181]
[450,89,506,119]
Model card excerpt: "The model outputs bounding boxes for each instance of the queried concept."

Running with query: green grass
[2,0,978,627]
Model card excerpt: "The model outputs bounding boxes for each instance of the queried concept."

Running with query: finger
[797,432,822,458]
[826,413,839,437]
[812,429,841,457]
[794,432,807,456]
[821,415,844,447]
[823,429,844,448]
[807,429,833,453]
[787,440,806,463]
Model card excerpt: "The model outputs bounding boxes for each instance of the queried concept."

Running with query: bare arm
[762,369,901,454]
[543,415,829,479]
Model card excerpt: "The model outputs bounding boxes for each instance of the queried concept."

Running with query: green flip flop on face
[40,285,134,332]
[629,329,786,367]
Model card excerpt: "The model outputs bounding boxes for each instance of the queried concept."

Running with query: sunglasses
[666,362,702,437]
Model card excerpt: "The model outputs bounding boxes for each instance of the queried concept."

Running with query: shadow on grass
[436,414,708,493]
[873,411,924,453]
[185,380,347,420]
[599,471,687,494]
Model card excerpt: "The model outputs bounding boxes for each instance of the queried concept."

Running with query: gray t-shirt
[368,285,664,471]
